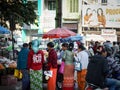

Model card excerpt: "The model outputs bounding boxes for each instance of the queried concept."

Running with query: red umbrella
[42,28,76,39]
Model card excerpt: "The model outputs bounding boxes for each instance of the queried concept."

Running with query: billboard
[82,5,120,28]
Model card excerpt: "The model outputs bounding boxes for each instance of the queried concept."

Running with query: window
[48,1,56,10]
[101,0,107,4]
[68,0,78,13]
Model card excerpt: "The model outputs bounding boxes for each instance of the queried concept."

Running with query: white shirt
[74,50,89,69]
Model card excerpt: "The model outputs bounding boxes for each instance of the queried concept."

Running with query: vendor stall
[0,26,17,85]
[0,57,17,85]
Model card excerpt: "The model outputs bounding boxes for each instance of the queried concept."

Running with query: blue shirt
[17,47,29,70]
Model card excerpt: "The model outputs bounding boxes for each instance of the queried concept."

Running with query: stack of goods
[0,57,17,69]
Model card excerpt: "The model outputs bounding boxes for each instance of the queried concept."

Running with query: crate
[1,75,17,86]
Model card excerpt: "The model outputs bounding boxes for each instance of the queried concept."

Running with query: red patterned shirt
[28,50,44,70]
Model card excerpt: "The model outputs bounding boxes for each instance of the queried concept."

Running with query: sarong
[77,69,87,90]
[47,67,57,90]
[30,69,43,90]
[63,64,74,90]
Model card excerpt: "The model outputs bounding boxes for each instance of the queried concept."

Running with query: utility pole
[55,0,62,28]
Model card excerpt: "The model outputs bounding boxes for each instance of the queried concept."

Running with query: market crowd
[17,39,120,90]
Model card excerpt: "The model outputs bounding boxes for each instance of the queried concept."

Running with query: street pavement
[0,82,50,90]
[0,81,79,90]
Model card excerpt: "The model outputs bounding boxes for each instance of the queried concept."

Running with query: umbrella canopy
[0,26,11,34]
[65,34,83,41]
[42,28,76,39]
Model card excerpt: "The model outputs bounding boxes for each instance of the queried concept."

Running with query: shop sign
[101,29,116,35]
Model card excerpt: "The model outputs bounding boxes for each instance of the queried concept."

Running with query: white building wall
[41,0,56,32]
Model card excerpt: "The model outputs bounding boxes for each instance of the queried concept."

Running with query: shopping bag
[58,61,65,74]
[74,61,82,71]
[44,70,53,80]
[14,69,22,79]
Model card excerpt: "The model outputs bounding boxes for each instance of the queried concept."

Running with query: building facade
[22,0,56,42]
[23,0,120,42]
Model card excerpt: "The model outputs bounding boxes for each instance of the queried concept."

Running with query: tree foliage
[0,0,37,29]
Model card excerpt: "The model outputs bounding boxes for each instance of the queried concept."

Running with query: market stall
[0,26,17,85]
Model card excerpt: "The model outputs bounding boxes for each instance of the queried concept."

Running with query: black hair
[29,42,32,49]
[78,44,86,50]
[47,42,54,48]
[68,43,74,51]
[99,47,112,57]
[23,43,28,47]
[113,41,117,45]
[62,43,68,48]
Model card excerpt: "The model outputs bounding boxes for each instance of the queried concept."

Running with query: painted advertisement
[82,5,120,28]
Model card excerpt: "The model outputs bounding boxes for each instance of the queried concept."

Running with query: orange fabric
[97,15,106,27]
[84,14,92,24]
[63,65,74,90]
[47,68,57,90]
[77,69,87,90]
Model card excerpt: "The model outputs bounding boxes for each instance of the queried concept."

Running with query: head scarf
[31,39,40,53]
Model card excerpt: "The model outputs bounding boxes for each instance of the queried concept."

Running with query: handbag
[14,69,22,79]
[58,61,65,74]
[75,61,82,71]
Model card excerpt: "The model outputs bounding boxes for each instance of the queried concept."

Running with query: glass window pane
[48,1,56,10]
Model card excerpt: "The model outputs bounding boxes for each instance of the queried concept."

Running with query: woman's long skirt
[47,67,57,90]
[30,69,43,90]
[77,69,87,90]
[63,64,74,90]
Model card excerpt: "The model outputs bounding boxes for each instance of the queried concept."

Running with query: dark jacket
[85,55,108,88]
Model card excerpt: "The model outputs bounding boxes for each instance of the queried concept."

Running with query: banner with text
[82,5,120,28]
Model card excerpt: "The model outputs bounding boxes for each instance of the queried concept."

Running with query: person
[17,43,30,90]
[62,43,75,90]
[47,42,58,90]
[85,48,108,89]
[74,44,89,90]
[56,48,64,89]
[27,39,44,90]
[28,42,32,50]
[86,47,120,90]
[84,8,92,25]
[97,8,106,27]
[93,41,100,54]
[112,41,119,58]
[105,47,120,90]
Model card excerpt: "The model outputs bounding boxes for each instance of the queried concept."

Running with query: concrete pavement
[0,81,79,90]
